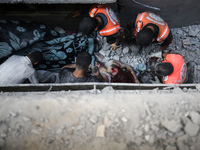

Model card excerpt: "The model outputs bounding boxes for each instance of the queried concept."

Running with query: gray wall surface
[0,0,199,28]
[117,0,200,28]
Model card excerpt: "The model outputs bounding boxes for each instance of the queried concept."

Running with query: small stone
[144,124,150,132]
[0,138,5,147]
[0,133,6,138]
[31,129,40,135]
[145,135,150,141]
[183,38,191,45]
[9,111,18,118]
[173,87,184,93]
[150,124,159,132]
[113,55,120,61]
[134,137,143,146]
[184,121,199,137]
[23,117,31,122]
[0,124,8,134]
[121,109,126,113]
[148,135,156,146]
[189,111,200,125]
[121,117,128,123]
[189,26,200,37]
[182,26,189,33]
[166,146,177,150]
[161,119,182,133]
[123,47,130,54]
[89,114,98,124]
[104,116,112,127]
[176,28,183,35]
[134,130,143,137]
[190,146,197,150]
[177,135,189,150]
[101,86,115,94]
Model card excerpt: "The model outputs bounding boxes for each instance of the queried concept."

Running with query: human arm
[110,31,123,50]
[160,30,173,50]
[28,69,39,84]
[61,63,76,70]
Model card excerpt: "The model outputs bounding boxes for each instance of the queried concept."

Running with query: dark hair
[154,62,174,76]
[28,51,43,63]
[136,28,154,46]
[79,17,98,35]
[76,51,91,70]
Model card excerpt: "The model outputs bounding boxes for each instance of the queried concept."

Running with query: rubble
[0,23,200,150]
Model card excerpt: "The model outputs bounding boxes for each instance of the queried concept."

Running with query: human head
[154,62,174,76]
[28,51,43,65]
[79,17,99,35]
[76,51,92,70]
[136,28,154,46]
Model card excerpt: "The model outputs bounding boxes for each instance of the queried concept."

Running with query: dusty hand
[110,43,121,51]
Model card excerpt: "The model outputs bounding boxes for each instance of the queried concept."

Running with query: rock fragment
[0,138,5,147]
[166,146,177,150]
[121,117,128,123]
[161,119,182,133]
[177,135,189,150]
[184,121,199,137]
[189,111,200,125]
[89,114,98,124]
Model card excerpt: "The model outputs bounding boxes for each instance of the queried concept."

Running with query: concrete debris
[161,119,182,133]
[0,138,5,147]
[89,114,99,124]
[183,38,192,45]
[184,121,199,137]
[166,146,177,150]
[177,135,189,150]
[188,25,200,37]
[189,111,200,125]
[121,117,128,123]
[134,137,143,146]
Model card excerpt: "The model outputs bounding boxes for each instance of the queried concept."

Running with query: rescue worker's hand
[110,43,121,51]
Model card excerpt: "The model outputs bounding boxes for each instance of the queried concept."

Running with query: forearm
[160,31,173,50]
[115,31,123,46]
[61,64,76,69]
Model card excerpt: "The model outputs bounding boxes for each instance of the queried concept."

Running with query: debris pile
[0,89,200,150]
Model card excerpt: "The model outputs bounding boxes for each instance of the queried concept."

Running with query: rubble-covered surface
[0,87,200,150]
[97,24,200,83]
[0,24,200,150]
